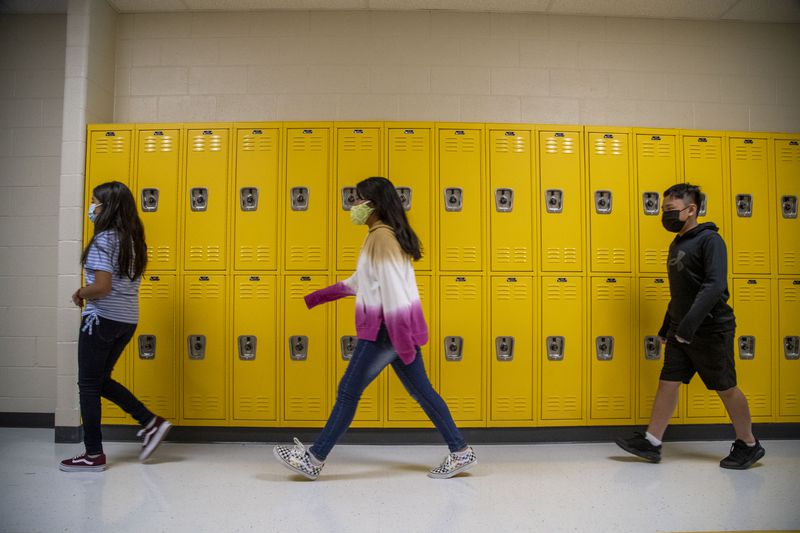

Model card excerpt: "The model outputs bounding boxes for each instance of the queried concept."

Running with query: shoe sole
[720,447,765,470]
[614,438,661,463]
[272,447,319,480]
[59,464,106,472]
[139,421,173,462]
[427,459,478,479]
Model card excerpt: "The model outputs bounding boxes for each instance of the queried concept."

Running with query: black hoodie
[658,222,736,342]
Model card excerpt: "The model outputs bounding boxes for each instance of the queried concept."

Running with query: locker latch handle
[495,336,514,361]
[642,192,660,216]
[341,187,357,211]
[240,187,259,211]
[396,187,412,211]
[546,336,564,361]
[596,336,614,361]
[783,336,799,360]
[738,335,755,360]
[238,335,257,361]
[595,191,613,214]
[545,189,563,214]
[340,336,357,361]
[290,187,309,211]
[495,189,514,213]
[735,194,752,218]
[698,193,707,217]
[444,336,464,361]
[643,336,661,360]
[141,189,159,213]
[190,188,208,212]
[444,188,463,212]
[782,195,798,219]
[289,335,308,361]
[187,335,206,360]
[138,335,156,360]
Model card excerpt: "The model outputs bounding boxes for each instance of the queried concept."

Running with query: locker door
[489,128,533,272]
[540,276,584,423]
[732,278,772,419]
[730,136,771,274]
[590,276,633,423]
[588,130,632,273]
[336,125,383,272]
[285,127,330,271]
[439,275,483,424]
[539,129,583,272]
[233,275,277,422]
[284,275,328,423]
[490,276,534,424]
[778,279,800,419]
[387,275,433,425]
[183,275,226,421]
[775,138,800,275]
[636,132,678,273]
[334,274,381,425]
[439,128,483,271]
[387,126,433,272]
[234,127,279,271]
[132,274,176,420]
[184,128,229,271]
[86,128,133,190]
[682,133,725,236]
[137,128,180,271]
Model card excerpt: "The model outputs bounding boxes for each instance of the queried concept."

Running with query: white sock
[454,447,471,456]
[645,432,662,447]
[745,441,756,447]
[308,452,324,466]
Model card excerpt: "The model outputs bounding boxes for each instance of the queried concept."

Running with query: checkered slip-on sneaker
[273,438,323,480]
[428,447,477,479]
[138,416,173,462]
[59,453,107,472]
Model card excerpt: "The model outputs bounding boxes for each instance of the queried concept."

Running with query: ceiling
[2,0,799,23]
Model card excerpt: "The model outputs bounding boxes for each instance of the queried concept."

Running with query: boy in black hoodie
[615,183,765,469]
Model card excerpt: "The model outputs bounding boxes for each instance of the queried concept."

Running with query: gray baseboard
[0,412,54,428]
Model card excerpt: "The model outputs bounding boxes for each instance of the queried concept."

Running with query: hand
[71,288,83,307]
[675,335,690,344]
[659,336,667,345]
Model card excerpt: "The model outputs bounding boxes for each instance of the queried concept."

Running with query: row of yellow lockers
[101,273,800,427]
[85,123,800,276]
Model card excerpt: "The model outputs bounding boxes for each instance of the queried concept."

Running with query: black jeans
[78,315,154,454]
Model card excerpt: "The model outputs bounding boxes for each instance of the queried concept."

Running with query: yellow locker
[234,126,280,271]
[488,128,534,272]
[587,129,633,273]
[490,276,535,424]
[732,278,772,420]
[590,276,633,423]
[136,127,180,271]
[387,125,433,272]
[438,126,483,271]
[685,373,727,421]
[336,124,383,272]
[285,125,330,271]
[334,274,382,426]
[778,279,800,420]
[233,275,277,422]
[439,275,483,424]
[386,275,433,426]
[636,131,679,273]
[729,135,771,275]
[86,126,133,191]
[132,274,176,420]
[182,274,226,421]
[538,128,583,272]
[540,276,584,424]
[184,127,230,271]
[682,132,726,237]
[283,275,329,424]
[774,137,800,275]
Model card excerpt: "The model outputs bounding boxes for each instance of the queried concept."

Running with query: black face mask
[661,207,689,233]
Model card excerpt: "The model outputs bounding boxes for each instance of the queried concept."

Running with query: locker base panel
[0,412,54,428]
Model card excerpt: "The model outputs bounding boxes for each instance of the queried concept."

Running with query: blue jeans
[310,326,467,461]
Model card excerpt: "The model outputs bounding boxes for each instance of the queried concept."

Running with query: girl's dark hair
[81,181,148,280]
[356,176,422,261]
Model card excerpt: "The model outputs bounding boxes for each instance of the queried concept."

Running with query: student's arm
[304,273,357,309]
[675,234,728,343]
[657,305,670,341]
[73,233,115,306]
[77,271,112,300]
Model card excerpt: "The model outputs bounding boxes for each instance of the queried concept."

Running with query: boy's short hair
[663,183,702,207]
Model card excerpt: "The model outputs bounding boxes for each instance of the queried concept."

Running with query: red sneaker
[138,416,172,461]
[59,453,107,472]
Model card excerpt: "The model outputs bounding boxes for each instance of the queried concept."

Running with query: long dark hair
[356,176,422,261]
[80,181,147,280]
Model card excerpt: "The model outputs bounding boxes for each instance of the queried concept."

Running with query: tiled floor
[0,428,797,533]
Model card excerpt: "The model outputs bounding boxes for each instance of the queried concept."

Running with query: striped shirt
[83,230,140,325]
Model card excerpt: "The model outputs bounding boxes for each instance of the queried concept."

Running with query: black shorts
[660,331,737,391]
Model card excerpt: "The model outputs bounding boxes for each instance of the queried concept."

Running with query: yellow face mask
[350,202,374,225]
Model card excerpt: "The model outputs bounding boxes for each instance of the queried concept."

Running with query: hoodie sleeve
[675,233,728,342]
[304,273,357,309]
[658,305,671,339]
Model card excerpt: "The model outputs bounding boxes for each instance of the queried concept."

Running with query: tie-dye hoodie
[304,223,428,364]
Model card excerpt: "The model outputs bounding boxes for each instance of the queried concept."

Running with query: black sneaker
[719,439,765,470]
[614,432,662,463]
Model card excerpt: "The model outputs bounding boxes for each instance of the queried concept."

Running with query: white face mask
[88,203,101,223]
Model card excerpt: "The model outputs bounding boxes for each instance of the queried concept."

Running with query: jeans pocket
[94,317,119,343]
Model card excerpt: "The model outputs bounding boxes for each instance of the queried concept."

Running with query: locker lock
[290,187,309,211]
[444,336,464,361]
[545,190,563,214]
[340,336,357,361]
[735,194,752,218]
[546,336,565,361]
[642,192,660,216]
[595,336,614,361]
[782,195,798,219]
[495,336,515,362]
[187,335,206,360]
[141,189,159,212]
[240,188,259,211]
[738,335,755,360]
[495,189,514,213]
[595,191,613,214]
[444,188,463,212]
[238,335,257,361]
[190,188,208,212]
[289,335,308,361]
[698,193,707,217]
[138,335,156,360]
[784,336,799,360]
[341,187,358,211]
[643,336,661,360]
[396,187,412,211]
